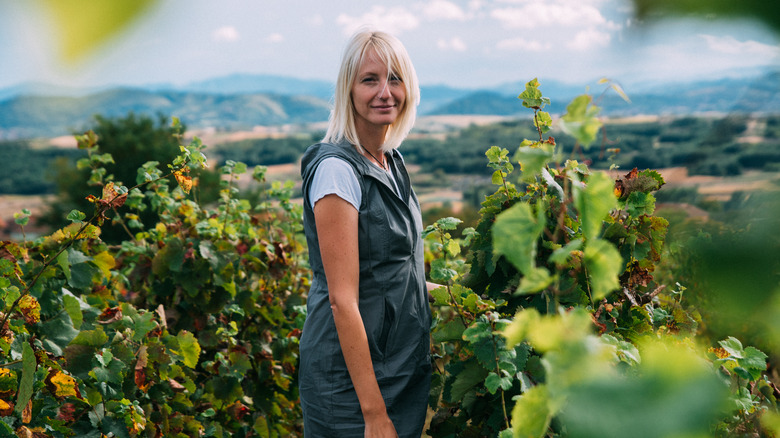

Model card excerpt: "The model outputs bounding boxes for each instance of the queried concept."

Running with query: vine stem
[492,324,510,430]
[533,108,544,142]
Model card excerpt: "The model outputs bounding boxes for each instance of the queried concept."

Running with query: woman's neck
[355,123,388,156]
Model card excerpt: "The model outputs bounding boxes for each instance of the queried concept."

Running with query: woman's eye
[390,74,402,83]
[361,77,377,83]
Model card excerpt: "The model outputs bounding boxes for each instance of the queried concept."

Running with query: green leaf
[549,239,583,266]
[429,285,450,306]
[448,360,489,402]
[254,416,270,438]
[63,294,83,329]
[719,337,744,358]
[485,372,513,394]
[70,328,109,348]
[516,267,554,295]
[512,384,552,438]
[493,202,545,275]
[433,319,467,343]
[13,209,31,226]
[40,306,81,355]
[576,171,617,242]
[518,78,550,109]
[67,209,87,223]
[69,263,97,290]
[739,346,768,372]
[514,144,554,182]
[492,170,505,185]
[175,330,201,368]
[436,217,462,230]
[486,145,507,163]
[625,191,656,217]
[131,311,157,342]
[502,308,540,349]
[430,258,457,283]
[583,239,622,300]
[560,94,602,147]
[463,320,491,343]
[15,342,36,415]
[153,237,185,275]
[534,111,553,134]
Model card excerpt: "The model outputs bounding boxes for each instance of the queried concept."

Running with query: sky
[0,0,779,92]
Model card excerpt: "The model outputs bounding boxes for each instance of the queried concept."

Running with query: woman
[299,30,434,437]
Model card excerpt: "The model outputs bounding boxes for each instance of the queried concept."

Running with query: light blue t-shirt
[308,157,399,210]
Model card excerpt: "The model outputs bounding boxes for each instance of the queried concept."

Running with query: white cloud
[566,29,611,50]
[490,2,619,30]
[337,6,421,36]
[497,37,550,51]
[265,33,284,44]
[308,14,324,26]
[700,35,780,57]
[422,0,468,21]
[437,37,468,51]
[212,26,240,42]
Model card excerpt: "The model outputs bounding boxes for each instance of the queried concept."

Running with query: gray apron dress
[299,141,432,438]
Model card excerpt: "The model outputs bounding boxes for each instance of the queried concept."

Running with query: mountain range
[1,70,778,140]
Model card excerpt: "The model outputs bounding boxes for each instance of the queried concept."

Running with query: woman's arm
[314,194,398,437]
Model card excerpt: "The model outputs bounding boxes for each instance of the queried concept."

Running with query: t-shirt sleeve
[308,157,362,211]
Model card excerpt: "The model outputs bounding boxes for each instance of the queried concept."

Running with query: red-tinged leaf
[168,378,185,391]
[97,306,122,324]
[135,345,150,392]
[227,401,250,421]
[56,402,76,422]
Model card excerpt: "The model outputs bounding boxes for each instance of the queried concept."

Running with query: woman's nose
[377,81,391,99]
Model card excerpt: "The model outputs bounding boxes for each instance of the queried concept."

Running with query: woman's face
[351,51,406,134]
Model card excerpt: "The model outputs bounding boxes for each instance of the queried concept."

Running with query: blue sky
[1,0,778,92]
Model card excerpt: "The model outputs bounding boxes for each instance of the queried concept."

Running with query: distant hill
[0,70,778,140]
[0,88,330,139]
[434,72,780,116]
[172,73,335,100]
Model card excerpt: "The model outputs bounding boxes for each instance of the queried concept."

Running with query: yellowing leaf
[0,368,17,398]
[38,0,160,62]
[18,295,41,324]
[0,398,13,416]
[174,170,193,194]
[91,252,116,281]
[175,331,201,369]
[44,370,82,400]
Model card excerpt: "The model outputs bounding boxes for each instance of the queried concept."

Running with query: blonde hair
[323,29,420,153]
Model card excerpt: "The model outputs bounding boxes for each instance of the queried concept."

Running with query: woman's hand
[364,411,398,438]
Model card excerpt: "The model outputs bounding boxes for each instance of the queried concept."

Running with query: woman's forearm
[331,300,387,417]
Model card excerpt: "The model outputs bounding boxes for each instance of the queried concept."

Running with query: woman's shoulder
[302,140,364,177]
